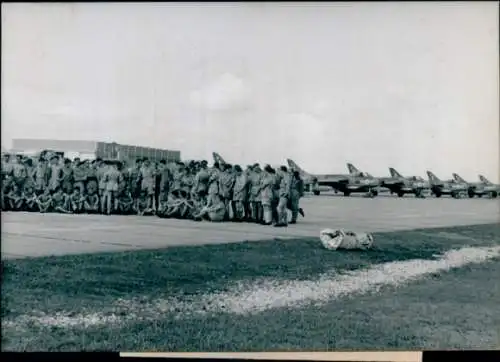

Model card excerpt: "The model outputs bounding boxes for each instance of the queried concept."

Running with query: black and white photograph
[1,2,499,352]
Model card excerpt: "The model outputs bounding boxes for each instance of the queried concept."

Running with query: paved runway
[2,194,499,259]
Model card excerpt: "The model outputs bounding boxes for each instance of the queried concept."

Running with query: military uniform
[73,163,88,194]
[33,162,49,194]
[276,171,292,226]
[259,170,275,225]
[193,167,210,201]
[249,168,262,222]
[219,168,235,220]
[207,167,221,206]
[232,170,248,221]
[48,163,63,191]
[289,174,304,223]
[61,165,74,194]
[12,161,28,190]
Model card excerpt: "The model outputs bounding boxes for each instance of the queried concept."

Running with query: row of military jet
[212,152,499,199]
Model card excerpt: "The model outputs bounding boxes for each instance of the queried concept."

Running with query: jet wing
[378,177,405,186]
[316,174,350,183]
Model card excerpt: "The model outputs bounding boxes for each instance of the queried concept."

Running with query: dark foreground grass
[2,223,500,351]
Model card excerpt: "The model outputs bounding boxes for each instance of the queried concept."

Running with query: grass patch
[2,223,499,351]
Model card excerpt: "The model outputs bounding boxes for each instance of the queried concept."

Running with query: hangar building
[11,139,181,163]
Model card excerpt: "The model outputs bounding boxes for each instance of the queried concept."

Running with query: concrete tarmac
[2,193,499,259]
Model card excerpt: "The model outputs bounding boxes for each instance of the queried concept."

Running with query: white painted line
[5,245,500,329]
[204,245,500,314]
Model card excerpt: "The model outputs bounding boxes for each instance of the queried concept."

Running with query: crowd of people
[1,153,305,226]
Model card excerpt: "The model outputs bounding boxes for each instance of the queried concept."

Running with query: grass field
[2,223,499,351]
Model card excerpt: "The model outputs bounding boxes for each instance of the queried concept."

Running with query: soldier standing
[249,164,263,223]
[232,165,248,222]
[207,162,221,207]
[259,165,275,225]
[139,158,156,212]
[220,163,236,220]
[289,170,305,224]
[275,166,292,227]
[157,160,172,216]
[193,160,210,204]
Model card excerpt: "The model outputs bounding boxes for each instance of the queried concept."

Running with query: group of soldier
[1,153,305,226]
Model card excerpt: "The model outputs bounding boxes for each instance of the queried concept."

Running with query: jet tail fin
[479,175,492,184]
[287,159,309,176]
[389,167,403,178]
[452,173,467,183]
[347,163,361,175]
[427,171,441,183]
[212,152,227,165]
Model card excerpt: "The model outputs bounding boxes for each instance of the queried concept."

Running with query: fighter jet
[345,163,430,198]
[378,167,430,198]
[452,173,499,198]
[286,159,380,197]
[426,171,468,199]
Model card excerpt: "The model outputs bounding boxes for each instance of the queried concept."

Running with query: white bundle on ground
[320,228,374,250]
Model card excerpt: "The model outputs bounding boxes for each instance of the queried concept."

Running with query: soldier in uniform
[192,193,226,222]
[243,165,253,220]
[193,160,210,204]
[271,165,282,224]
[249,164,262,223]
[24,158,36,190]
[83,175,100,214]
[36,188,53,213]
[52,187,71,213]
[12,155,28,191]
[32,157,49,195]
[289,170,305,224]
[275,166,292,227]
[5,183,24,211]
[1,154,13,210]
[118,187,135,215]
[61,159,74,195]
[259,165,275,225]
[139,158,156,212]
[86,160,99,209]
[207,162,221,207]
[69,187,84,214]
[48,155,63,192]
[23,184,38,212]
[157,160,172,217]
[102,161,124,215]
[136,189,154,216]
[181,163,195,200]
[232,165,248,222]
[73,159,88,194]
[96,159,108,212]
[127,158,143,200]
[220,163,236,220]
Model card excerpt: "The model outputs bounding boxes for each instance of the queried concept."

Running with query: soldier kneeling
[192,194,226,222]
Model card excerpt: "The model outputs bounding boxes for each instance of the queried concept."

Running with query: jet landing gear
[414,189,426,199]
[311,182,320,196]
[364,189,378,198]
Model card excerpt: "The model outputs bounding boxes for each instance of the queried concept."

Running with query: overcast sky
[2,2,499,181]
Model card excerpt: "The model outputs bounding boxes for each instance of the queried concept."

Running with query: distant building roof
[12,139,98,153]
